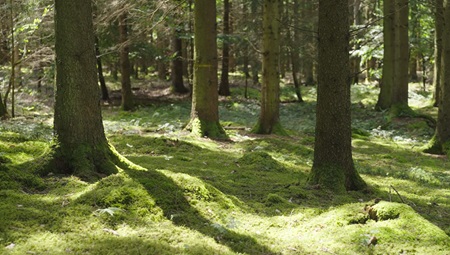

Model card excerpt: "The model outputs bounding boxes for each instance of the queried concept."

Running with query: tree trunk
[434,0,444,107]
[119,11,134,111]
[95,36,110,102]
[425,0,450,156]
[391,0,409,108]
[171,28,189,94]
[219,0,231,96]
[290,0,303,102]
[187,0,225,138]
[308,0,366,192]
[376,0,395,110]
[52,0,136,179]
[0,93,8,119]
[252,0,285,135]
[377,0,410,113]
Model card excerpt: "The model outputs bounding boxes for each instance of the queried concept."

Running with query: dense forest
[0,0,449,254]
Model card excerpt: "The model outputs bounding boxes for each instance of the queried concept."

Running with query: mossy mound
[237,151,286,172]
[110,135,203,156]
[76,173,163,221]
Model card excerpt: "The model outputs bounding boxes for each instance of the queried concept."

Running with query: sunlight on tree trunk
[424,0,450,157]
[186,0,226,139]
[252,0,286,135]
[51,0,141,180]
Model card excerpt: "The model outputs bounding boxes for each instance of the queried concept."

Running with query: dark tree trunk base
[186,118,227,139]
[47,143,142,181]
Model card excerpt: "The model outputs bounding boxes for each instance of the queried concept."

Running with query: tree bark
[377,0,410,113]
[308,0,366,192]
[252,0,285,135]
[425,0,450,156]
[52,0,137,179]
[290,0,303,102]
[219,0,231,96]
[171,28,189,94]
[95,36,110,102]
[187,0,225,138]
[376,0,395,110]
[119,11,134,111]
[434,0,444,107]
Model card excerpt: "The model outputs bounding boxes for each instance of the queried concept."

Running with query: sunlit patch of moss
[76,173,164,224]
[237,151,286,172]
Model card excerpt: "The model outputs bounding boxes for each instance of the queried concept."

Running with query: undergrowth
[0,82,449,254]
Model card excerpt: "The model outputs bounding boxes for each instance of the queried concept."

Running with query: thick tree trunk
[219,0,231,96]
[377,0,410,113]
[119,11,134,111]
[252,0,285,135]
[425,0,450,156]
[52,0,137,179]
[187,0,225,138]
[309,0,366,192]
[171,28,189,94]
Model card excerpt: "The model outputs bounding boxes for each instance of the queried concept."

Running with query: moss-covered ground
[0,79,449,254]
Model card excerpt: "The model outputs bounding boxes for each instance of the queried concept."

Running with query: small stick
[390,185,406,204]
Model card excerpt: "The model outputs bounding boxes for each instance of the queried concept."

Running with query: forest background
[0,0,449,254]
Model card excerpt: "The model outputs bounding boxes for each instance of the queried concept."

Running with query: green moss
[251,121,288,136]
[237,151,286,172]
[423,134,444,155]
[187,117,228,139]
[307,164,346,193]
[372,202,401,221]
[265,193,286,206]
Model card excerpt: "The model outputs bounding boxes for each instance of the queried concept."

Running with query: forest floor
[0,75,449,254]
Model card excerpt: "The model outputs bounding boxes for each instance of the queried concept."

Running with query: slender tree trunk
[171,28,189,94]
[187,0,225,138]
[376,0,395,110]
[252,0,285,134]
[219,0,231,96]
[119,11,134,111]
[392,0,409,107]
[0,93,7,119]
[95,36,110,102]
[434,0,444,107]
[290,0,303,102]
[308,0,366,192]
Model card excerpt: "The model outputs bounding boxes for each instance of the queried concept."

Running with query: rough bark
[187,0,225,138]
[171,28,189,94]
[219,0,231,96]
[434,0,444,107]
[425,0,450,156]
[119,11,134,111]
[290,0,303,102]
[377,0,410,113]
[95,36,110,102]
[308,0,366,192]
[52,0,138,180]
[392,0,409,106]
[252,0,285,135]
[376,0,395,110]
